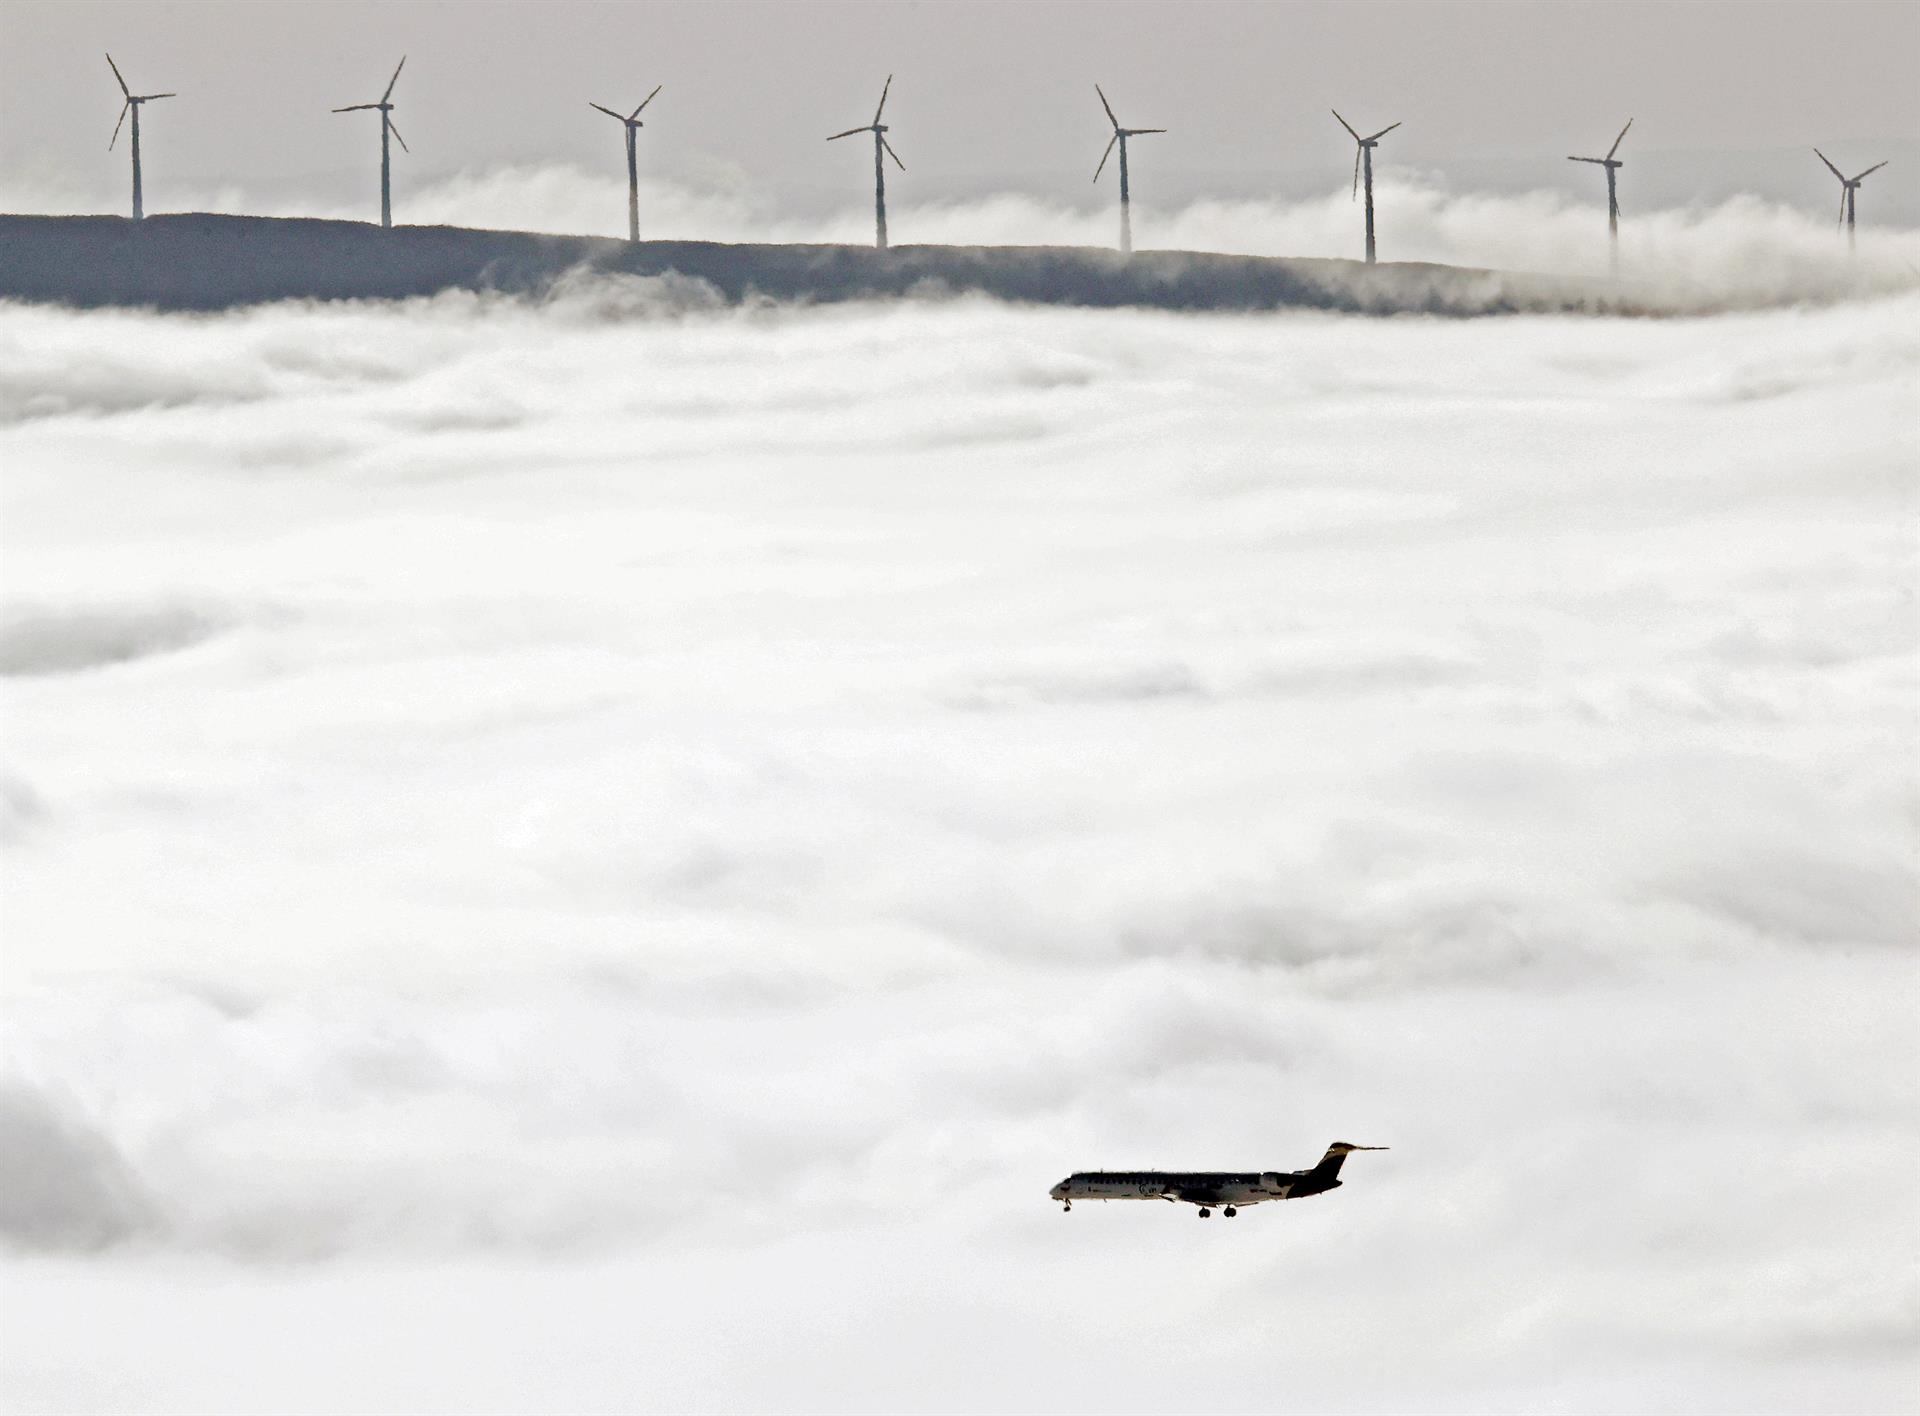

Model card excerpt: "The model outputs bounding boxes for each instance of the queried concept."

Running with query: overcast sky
[3,0,1915,220]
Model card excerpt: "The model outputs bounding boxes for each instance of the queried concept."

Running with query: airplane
[1049,1142,1387,1217]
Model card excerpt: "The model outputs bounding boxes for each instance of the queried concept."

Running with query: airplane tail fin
[1310,1145,1353,1184]
[1309,1141,1387,1185]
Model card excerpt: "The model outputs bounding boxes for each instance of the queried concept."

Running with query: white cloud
[1,286,1915,1411]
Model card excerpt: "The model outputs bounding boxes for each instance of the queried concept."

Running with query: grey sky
[3,0,1915,221]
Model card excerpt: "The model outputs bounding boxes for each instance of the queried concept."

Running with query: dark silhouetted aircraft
[1050,1142,1387,1217]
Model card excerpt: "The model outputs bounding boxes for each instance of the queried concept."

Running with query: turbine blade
[109,100,129,149]
[873,74,892,126]
[1094,131,1117,182]
[882,135,905,171]
[1331,108,1360,141]
[1096,84,1119,130]
[1129,128,1166,135]
[1607,117,1633,159]
[1568,155,1604,164]
[1365,121,1401,142]
[631,84,662,119]
[386,116,409,152]
[1813,147,1845,181]
[383,56,406,103]
[826,125,868,142]
[138,93,176,101]
[590,102,625,120]
[105,52,131,98]
[1839,190,1848,226]
[1351,145,1360,199]
[1851,160,1888,182]
[333,103,378,112]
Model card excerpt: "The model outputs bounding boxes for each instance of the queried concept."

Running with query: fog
[2,283,1916,1412]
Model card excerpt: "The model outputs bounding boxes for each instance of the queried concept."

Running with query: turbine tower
[333,58,409,229]
[827,76,904,250]
[1332,110,1400,265]
[590,85,662,243]
[1568,119,1633,272]
[1814,149,1889,254]
[1093,85,1165,255]
[105,54,175,222]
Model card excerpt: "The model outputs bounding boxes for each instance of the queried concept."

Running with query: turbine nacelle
[1568,118,1633,170]
[1094,84,1166,138]
[1092,84,1166,184]
[331,54,408,147]
[1814,148,1889,234]
[105,53,175,150]
[1815,147,1889,190]
[1332,109,1401,148]
[1331,110,1400,205]
[826,75,902,159]
[590,85,662,131]
[826,76,904,168]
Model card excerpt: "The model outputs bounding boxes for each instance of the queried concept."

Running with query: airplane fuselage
[1050,1143,1384,1216]
[1050,1169,1328,1211]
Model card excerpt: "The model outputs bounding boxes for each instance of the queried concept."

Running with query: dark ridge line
[0,210,1660,316]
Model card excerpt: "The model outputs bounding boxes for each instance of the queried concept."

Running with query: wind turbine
[590,85,662,243]
[1814,148,1889,254]
[104,54,175,222]
[1332,110,1399,265]
[333,58,409,229]
[1093,85,1165,255]
[1568,119,1633,272]
[827,76,904,250]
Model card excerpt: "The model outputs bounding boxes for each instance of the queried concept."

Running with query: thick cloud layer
[1,288,1915,1413]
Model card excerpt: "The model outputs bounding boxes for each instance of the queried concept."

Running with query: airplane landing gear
[1197,1207,1212,1218]
[1062,1201,1071,1212]
[1223,1207,1237,1217]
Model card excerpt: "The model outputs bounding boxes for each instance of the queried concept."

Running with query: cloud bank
[2,288,1916,1412]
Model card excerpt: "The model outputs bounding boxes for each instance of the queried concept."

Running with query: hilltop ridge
[2,212,1625,315]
